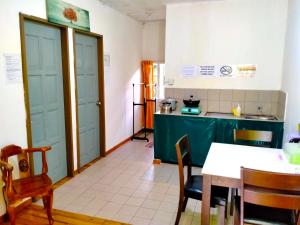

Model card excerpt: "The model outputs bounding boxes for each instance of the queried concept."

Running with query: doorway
[73,30,105,171]
[20,14,74,183]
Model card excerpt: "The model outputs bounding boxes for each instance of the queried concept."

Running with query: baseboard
[105,129,143,156]
[76,156,102,174]
[105,137,131,156]
[0,198,32,223]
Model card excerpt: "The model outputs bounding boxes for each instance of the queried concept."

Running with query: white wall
[165,0,288,89]
[142,20,165,62]
[281,0,300,141]
[0,0,142,215]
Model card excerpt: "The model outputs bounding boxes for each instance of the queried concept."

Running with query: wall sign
[181,64,256,78]
[46,0,90,31]
[3,53,22,84]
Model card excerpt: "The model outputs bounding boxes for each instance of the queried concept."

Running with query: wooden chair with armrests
[174,134,229,225]
[234,167,300,225]
[0,144,54,225]
[230,129,273,215]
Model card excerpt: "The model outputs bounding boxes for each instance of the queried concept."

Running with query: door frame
[73,29,106,172]
[19,13,75,178]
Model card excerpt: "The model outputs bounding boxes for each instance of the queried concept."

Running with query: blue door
[24,21,68,183]
[75,33,100,167]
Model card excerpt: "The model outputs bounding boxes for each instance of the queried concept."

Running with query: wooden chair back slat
[240,167,300,224]
[234,130,273,143]
[244,188,300,210]
[243,168,300,191]
[175,135,192,191]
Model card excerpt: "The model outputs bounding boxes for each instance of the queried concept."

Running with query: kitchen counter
[155,110,284,122]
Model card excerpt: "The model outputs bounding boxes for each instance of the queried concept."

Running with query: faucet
[257,106,263,114]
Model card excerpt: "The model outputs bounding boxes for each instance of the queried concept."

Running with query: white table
[201,142,297,225]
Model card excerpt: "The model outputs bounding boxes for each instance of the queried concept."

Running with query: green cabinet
[154,114,284,167]
[154,115,216,166]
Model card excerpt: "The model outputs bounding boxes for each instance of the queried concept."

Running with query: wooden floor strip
[3,204,130,225]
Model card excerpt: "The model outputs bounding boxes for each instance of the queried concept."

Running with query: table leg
[202,174,212,225]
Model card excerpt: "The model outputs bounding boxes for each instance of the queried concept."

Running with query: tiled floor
[37,134,228,225]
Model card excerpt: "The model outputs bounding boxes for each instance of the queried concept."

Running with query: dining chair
[0,144,54,225]
[233,167,300,225]
[174,134,228,225]
[233,129,273,147]
[230,129,274,215]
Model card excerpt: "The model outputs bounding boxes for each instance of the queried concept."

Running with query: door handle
[96,101,101,106]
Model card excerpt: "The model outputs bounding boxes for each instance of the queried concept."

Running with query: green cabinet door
[215,119,284,148]
[154,115,216,166]
[235,120,284,148]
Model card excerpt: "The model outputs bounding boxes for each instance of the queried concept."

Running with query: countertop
[154,110,284,122]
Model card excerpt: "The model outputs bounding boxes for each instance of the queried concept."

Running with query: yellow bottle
[232,104,241,117]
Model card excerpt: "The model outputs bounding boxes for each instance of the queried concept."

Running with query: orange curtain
[141,60,155,129]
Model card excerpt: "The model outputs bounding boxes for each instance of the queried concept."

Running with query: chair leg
[229,188,236,216]
[7,206,16,225]
[216,204,225,225]
[43,189,54,225]
[175,196,184,225]
[182,197,188,212]
[233,204,240,225]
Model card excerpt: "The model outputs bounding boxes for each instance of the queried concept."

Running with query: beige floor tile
[113,213,133,223]
[142,199,161,209]
[110,194,130,204]
[126,197,145,206]
[159,201,178,213]
[130,216,151,225]
[118,204,139,216]
[152,210,174,224]
[134,207,156,220]
[117,187,136,196]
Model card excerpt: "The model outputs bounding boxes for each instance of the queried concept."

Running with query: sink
[243,114,278,121]
[204,112,278,121]
[204,112,233,118]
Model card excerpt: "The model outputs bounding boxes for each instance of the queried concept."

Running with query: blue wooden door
[75,33,100,167]
[24,21,68,183]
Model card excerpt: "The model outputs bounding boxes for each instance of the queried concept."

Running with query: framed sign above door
[46,0,90,31]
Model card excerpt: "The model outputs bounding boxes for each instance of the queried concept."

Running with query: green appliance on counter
[181,107,201,115]
[181,95,201,115]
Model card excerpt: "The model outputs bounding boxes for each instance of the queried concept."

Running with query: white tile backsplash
[165,88,285,119]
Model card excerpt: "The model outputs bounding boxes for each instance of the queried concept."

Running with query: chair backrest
[240,167,300,223]
[234,129,273,147]
[175,135,192,192]
[0,145,31,181]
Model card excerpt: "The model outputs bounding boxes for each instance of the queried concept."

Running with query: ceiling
[98,0,208,22]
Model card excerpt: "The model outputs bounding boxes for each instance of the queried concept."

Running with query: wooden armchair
[0,144,54,225]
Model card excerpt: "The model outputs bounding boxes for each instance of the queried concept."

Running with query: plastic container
[236,104,241,117]
[232,104,241,117]
[284,143,300,165]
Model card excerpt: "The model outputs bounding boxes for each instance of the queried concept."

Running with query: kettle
[161,98,177,111]
[160,102,172,114]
